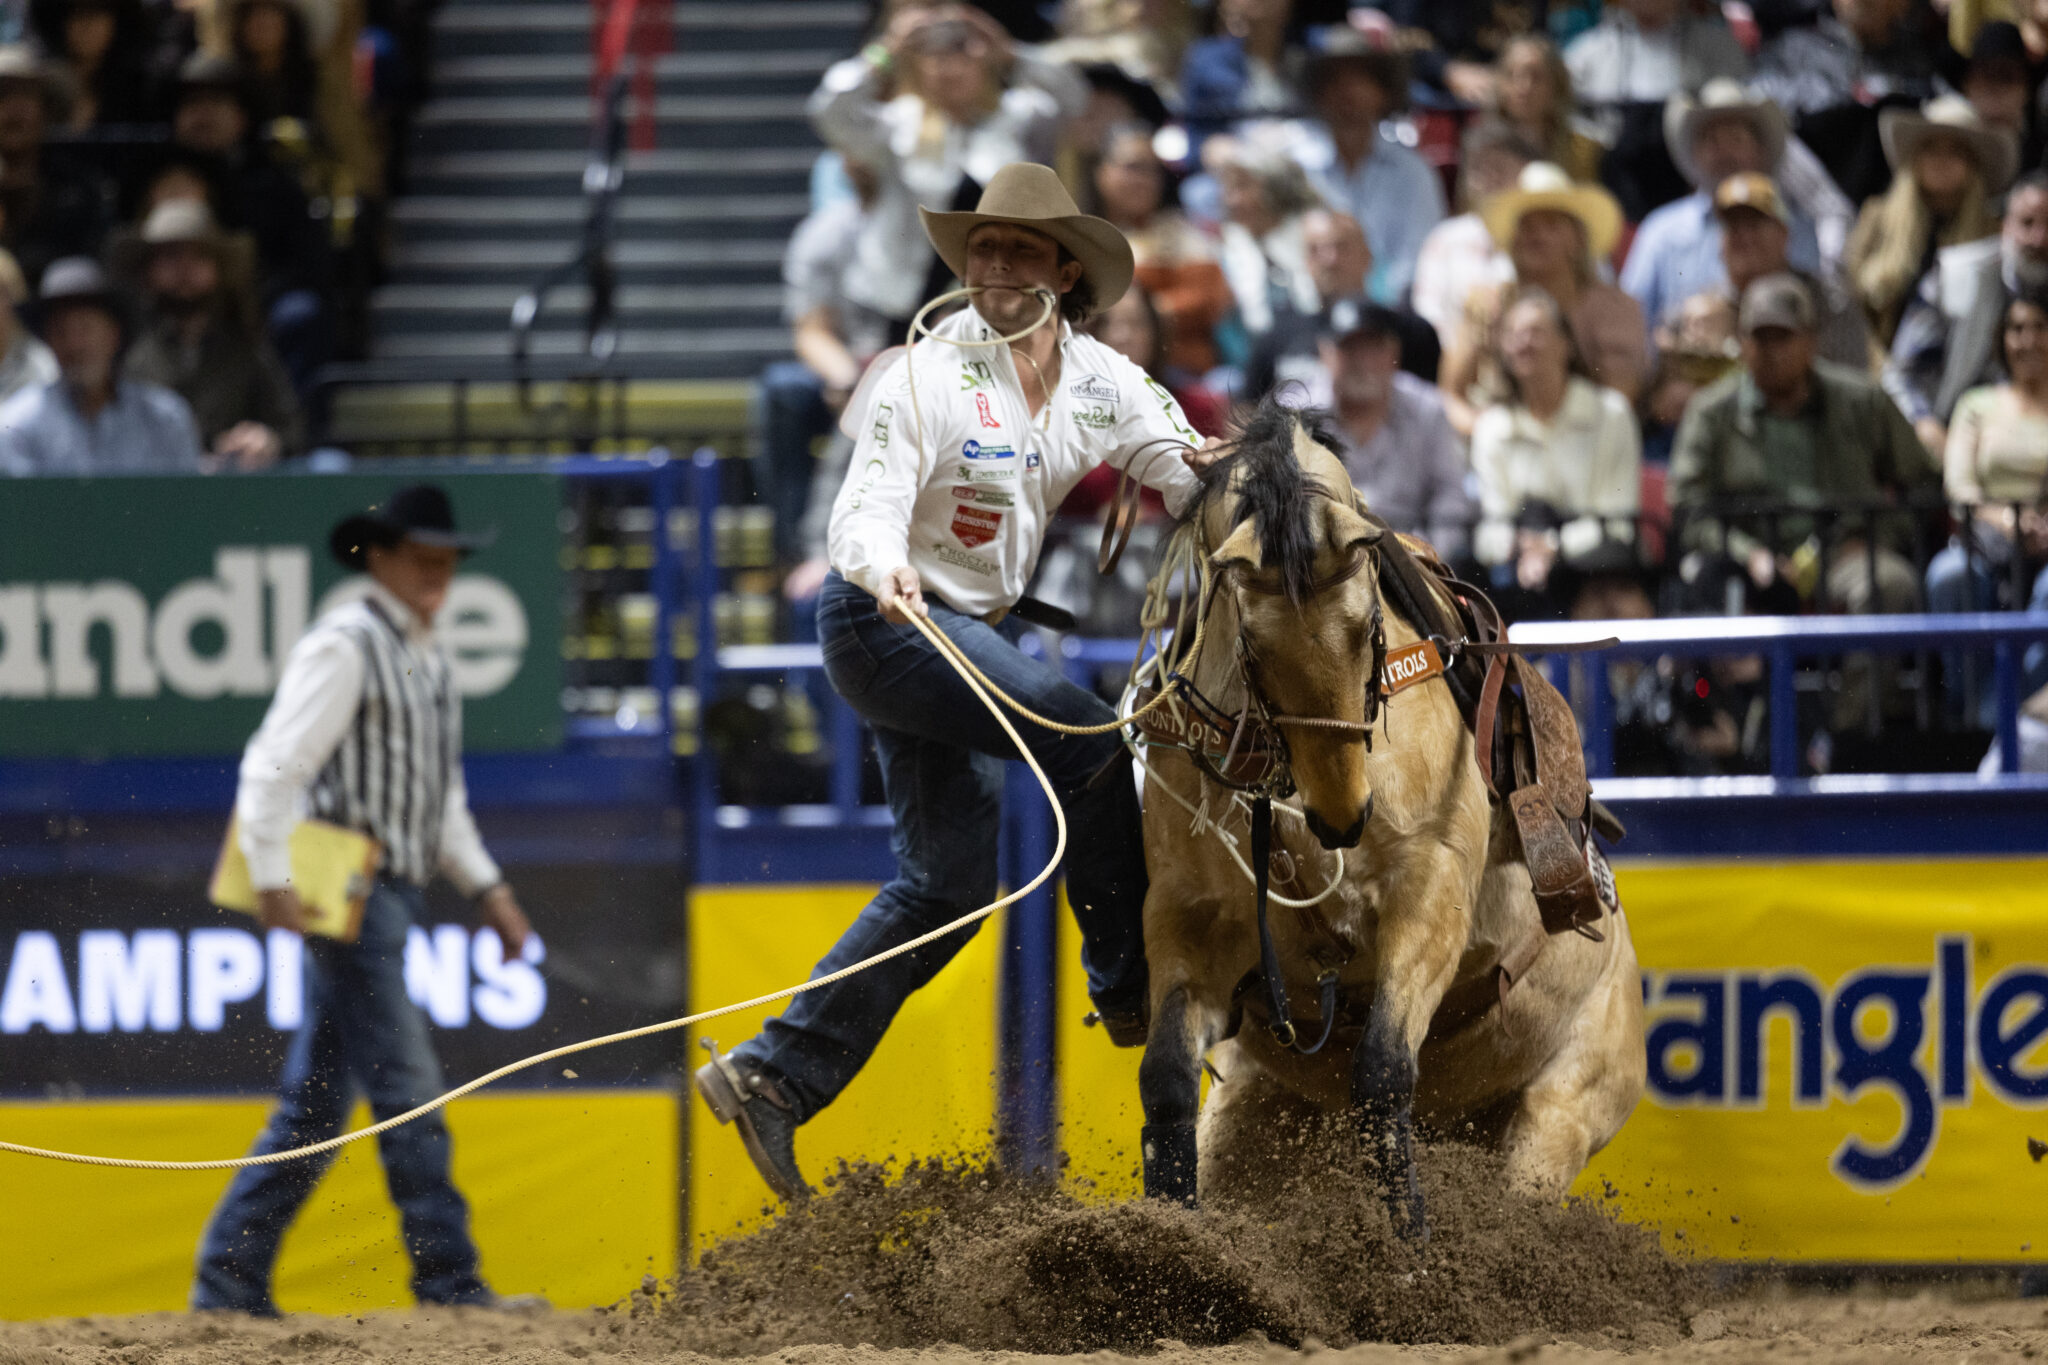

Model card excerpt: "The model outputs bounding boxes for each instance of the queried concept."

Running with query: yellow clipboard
[210,816,382,943]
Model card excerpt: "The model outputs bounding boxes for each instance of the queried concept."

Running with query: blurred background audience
[7,0,2048,772]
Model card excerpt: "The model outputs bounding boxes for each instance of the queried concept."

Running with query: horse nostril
[1304,808,1367,850]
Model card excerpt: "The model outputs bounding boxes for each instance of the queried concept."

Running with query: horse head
[1197,401,1384,850]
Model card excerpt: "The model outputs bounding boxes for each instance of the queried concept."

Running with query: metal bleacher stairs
[325,1,865,454]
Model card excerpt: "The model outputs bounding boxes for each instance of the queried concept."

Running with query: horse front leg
[1352,857,1473,1241]
[1139,984,1209,1205]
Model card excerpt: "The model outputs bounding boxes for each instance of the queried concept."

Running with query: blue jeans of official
[728,571,1150,1123]
[192,881,489,1313]
[1925,540,2048,727]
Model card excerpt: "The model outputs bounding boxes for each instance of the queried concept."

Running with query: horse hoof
[1141,1122,1199,1207]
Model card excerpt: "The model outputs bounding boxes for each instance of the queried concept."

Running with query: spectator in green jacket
[1671,272,1939,618]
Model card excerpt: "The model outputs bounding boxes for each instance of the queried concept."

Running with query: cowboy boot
[1086,995,1149,1047]
[694,1041,809,1204]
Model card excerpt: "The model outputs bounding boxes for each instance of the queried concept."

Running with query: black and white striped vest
[307,598,460,885]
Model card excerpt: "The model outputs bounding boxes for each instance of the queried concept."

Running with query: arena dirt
[9,1140,2048,1362]
[650,1137,1694,1353]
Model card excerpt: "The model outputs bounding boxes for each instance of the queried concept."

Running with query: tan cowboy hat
[1880,94,2019,194]
[110,199,264,333]
[918,162,1135,310]
[1663,80,1790,188]
[1481,162,1623,259]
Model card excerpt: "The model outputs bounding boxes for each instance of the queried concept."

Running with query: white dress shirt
[829,304,1204,617]
[236,580,501,896]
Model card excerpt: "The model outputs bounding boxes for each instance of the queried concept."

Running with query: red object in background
[1723,0,1760,55]
[1413,108,1470,209]
[592,0,672,151]
[1638,462,1670,567]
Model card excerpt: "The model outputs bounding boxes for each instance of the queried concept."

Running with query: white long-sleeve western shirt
[829,305,1204,617]
[235,580,501,896]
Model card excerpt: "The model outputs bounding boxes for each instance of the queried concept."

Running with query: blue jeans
[1926,540,2048,727]
[729,572,1149,1123]
[192,881,489,1313]
[754,360,834,560]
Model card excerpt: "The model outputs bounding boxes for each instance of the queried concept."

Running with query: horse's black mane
[1193,396,1343,606]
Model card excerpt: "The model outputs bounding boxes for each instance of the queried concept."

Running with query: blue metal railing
[691,609,2048,868]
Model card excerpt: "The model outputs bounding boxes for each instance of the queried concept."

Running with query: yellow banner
[0,1090,676,1319]
[1580,857,2048,1261]
[1053,859,2048,1261]
[684,886,1001,1250]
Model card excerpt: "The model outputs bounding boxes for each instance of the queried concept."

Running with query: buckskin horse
[1125,401,1644,1237]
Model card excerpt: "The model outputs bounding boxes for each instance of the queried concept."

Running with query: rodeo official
[696,162,1222,1202]
[192,485,532,1316]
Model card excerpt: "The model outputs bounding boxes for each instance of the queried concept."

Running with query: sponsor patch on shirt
[870,402,893,447]
[1024,452,1041,470]
[961,440,1013,460]
[1072,405,1114,431]
[975,393,1001,428]
[931,542,997,576]
[947,485,1014,507]
[1070,373,1118,403]
[955,464,1016,483]
[951,505,1002,548]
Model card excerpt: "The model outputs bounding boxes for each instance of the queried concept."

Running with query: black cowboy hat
[329,483,497,571]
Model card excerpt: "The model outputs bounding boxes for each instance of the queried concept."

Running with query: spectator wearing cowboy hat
[0,45,113,288]
[118,198,302,469]
[1287,25,1444,307]
[1619,80,1850,336]
[0,256,202,475]
[1845,94,2014,352]
[1441,162,1647,435]
[1752,0,1942,203]
[194,482,531,1317]
[166,51,336,391]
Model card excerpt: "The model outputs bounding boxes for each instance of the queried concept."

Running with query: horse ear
[1324,500,1385,554]
[1212,517,1263,572]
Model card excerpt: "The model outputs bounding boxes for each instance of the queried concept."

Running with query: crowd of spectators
[773,0,2048,771]
[0,0,429,474]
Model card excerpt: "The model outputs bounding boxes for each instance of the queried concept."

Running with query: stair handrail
[509,0,640,409]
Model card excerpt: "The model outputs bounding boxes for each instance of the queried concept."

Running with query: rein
[1140,498,1620,1057]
